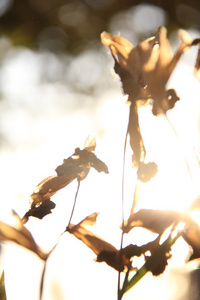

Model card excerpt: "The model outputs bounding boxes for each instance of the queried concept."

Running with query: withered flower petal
[101,27,199,115]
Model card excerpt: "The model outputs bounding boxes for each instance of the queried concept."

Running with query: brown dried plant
[0,27,200,300]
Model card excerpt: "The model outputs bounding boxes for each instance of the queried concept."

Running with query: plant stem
[67,179,80,227]
[118,125,129,300]
[39,179,81,300]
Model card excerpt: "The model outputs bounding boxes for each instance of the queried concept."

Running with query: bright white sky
[0,27,200,300]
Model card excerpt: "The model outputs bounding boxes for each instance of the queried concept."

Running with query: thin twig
[39,260,47,300]
[67,179,81,228]
[118,124,129,300]
[39,179,81,300]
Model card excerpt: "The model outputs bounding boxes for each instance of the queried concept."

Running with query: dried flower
[101,27,199,115]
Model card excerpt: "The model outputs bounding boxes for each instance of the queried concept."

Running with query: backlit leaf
[29,137,108,209]
[123,209,185,234]
[0,211,47,260]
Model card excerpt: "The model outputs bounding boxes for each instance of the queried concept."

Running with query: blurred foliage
[0,0,199,54]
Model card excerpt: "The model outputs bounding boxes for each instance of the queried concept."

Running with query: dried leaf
[137,162,158,182]
[74,212,99,228]
[123,209,184,234]
[101,30,159,179]
[30,175,74,208]
[101,31,151,103]
[182,219,200,261]
[124,230,180,294]
[0,211,47,260]
[68,214,130,271]
[96,251,130,272]
[22,200,56,224]
[30,137,108,208]
[101,27,199,115]
[68,222,116,256]
[128,102,146,167]
[68,214,175,272]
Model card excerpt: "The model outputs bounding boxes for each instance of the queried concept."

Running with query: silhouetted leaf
[128,102,146,167]
[68,216,116,255]
[68,214,130,272]
[96,250,130,272]
[30,137,108,208]
[56,147,109,179]
[30,175,74,209]
[124,230,180,294]
[0,211,47,260]
[137,162,158,182]
[22,199,56,223]
[123,209,185,234]
[73,212,99,228]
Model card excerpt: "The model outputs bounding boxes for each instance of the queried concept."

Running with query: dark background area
[0,0,199,53]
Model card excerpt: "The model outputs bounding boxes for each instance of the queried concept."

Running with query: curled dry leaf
[69,213,175,274]
[0,211,47,260]
[101,30,159,180]
[68,214,130,272]
[29,137,108,209]
[123,208,200,264]
[30,175,74,209]
[21,200,56,224]
[122,209,185,234]
[128,102,145,168]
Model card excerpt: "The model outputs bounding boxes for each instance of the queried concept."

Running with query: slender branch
[39,260,47,300]
[67,179,81,228]
[39,179,81,300]
[118,123,129,300]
